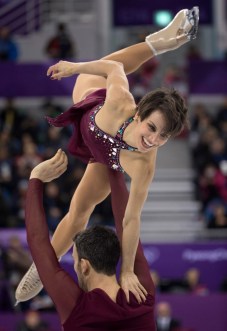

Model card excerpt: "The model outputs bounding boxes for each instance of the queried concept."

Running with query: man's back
[64,288,155,331]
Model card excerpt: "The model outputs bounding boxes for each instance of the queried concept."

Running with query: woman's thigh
[68,162,111,220]
[73,74,107,103]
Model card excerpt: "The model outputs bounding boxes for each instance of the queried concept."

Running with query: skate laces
[21,266,41,291]
[15,263,43,303]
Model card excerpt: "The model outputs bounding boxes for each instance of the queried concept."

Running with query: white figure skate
[145,6,199,55]
[15,262,43,304]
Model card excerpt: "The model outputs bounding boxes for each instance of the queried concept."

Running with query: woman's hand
[30,149,68,182]
[120,271,148,303]
[47,60,78,80]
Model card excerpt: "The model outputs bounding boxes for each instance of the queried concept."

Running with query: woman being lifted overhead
[16,7,199,304]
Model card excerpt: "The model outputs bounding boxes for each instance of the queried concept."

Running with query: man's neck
[87,274,120,302]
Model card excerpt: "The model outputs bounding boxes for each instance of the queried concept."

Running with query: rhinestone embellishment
[88,104,137,172]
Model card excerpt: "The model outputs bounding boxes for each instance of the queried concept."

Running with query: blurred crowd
[189,99,227,229]
[0,97,114,314]
[0,98,114,230]
[0,26,19,62]
[151,268,209,296]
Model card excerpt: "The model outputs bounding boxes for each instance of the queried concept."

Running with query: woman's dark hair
[137,87,189,137]
[73,225,120,276]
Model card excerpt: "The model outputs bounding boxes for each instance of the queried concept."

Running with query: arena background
[0,1,227,330]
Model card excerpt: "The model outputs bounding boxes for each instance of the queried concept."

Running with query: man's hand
[47,60,78,80]
[30,149,68,182]
[120,271,147,304]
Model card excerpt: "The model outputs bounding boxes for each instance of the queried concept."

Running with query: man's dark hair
[137,87,189,137]
[73,226,120,276]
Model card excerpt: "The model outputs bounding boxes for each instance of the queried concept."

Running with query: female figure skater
[16,7,199,304]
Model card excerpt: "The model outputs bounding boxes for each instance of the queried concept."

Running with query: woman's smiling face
[134,110,170,152]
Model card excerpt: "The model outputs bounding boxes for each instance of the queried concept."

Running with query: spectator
[0,26,19,61]
[189,103,213,143]
[183,268,209,295]
[0,98,26,139]
[45,23,75,60]
[198,163,224,210]
[41,126,68,159]
[16,310,51,331]
[156,301,181,331]
[207,203,227,229]
[192,126,219,172]
[208,136,227,166]
[44,182,65,232]
[15,140,43,179]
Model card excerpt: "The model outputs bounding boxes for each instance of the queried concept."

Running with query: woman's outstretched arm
[47,59,133,107]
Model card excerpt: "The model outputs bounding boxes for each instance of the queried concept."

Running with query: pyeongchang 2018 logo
[182,248,227,262]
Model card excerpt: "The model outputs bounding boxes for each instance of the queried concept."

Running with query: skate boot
[15,262,43,304]
[145,6,199,55]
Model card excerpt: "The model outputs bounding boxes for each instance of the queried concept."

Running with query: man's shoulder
[67,289,155,330]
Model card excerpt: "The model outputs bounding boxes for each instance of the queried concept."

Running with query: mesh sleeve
[25,179,83,323]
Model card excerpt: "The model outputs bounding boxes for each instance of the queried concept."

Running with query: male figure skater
[24,149,156,330]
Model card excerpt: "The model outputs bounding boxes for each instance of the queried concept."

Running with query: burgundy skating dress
[46,88,137,172]
[26,89,156,330]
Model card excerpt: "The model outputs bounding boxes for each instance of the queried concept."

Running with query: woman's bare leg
[72,7,199,103]
[72,42,151,103]
[51,162,111,258]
